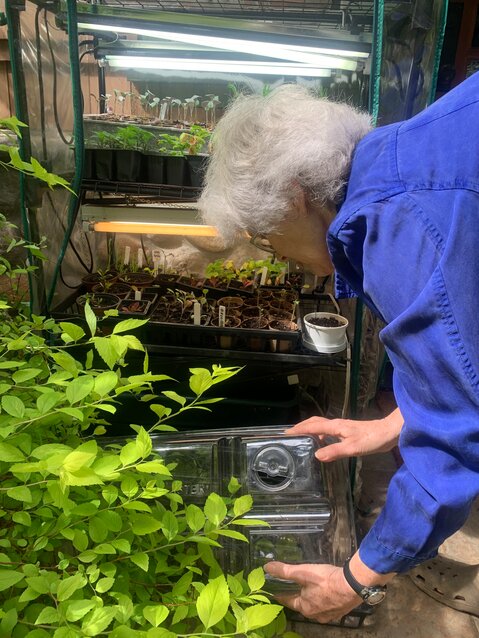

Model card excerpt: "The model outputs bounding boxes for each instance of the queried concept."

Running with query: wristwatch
[343,558,387,606]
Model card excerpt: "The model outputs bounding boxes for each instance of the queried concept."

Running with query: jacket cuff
[358,528,438,574]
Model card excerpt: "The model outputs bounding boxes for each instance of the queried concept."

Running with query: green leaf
[60,321,86,342]
[113,318,148,334]
[111,538,130,553]
[130,514,162,535]
[0,442,25,462]
[62,441,97,472]
[58,407,85,421]
[0,360,26,369]
[65,599,96,622]
[228,476,241,495]
[186,504,205,533]
[91,337,118,369]
[93,543,116,555]
[12,511,31,526]
[51,351,80,374]
[204,492,227,526]
[0,569,25,591]
[6,485,32,502]
[130,552,149,572]
[120,476,138,497]
[162,390,186,406]
[149,404,171,420]
[1,395,25,418]
[57,573,87,601]
[102,484,118,505]
[136,460,171,476]
[66,375,95,405]
[196,574,230,629]
[120,441,141,466]
[12,368,42,383]
[84,301,97,337]
[143,605,169,627]
[189,368,212,396]
[0,608,18,635]
[52,628,80,638]
[161,510,178,541]
[37,391,61,414]
[234,494,253,517]
[82,607,116,635]
[35,607,59,625]
[89,516,108,543]
[247,567,266,592]
[96,576,115,593]
[216,529,248,542]
[244,604,282,630]
[136,426,152,458]
[232,518,270,526]
[93,371,119,398]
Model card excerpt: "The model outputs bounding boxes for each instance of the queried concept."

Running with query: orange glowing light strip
[93,221,218,237]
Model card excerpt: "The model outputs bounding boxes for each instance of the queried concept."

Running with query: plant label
[134,290,142,301]
[153,259,160,275]
[260,267,268,286]
[218,305,226,328]
[193,302,201,325]
[277,267,287,285]
[160,102,168,120]
[137,249,143,270]
[123,245,131,266]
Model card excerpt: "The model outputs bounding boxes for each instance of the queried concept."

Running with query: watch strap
[343,558,387,605]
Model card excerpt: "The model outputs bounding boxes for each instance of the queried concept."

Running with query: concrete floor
[289,408,479,637]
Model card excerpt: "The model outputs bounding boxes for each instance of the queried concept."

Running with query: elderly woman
[199,73,479,622]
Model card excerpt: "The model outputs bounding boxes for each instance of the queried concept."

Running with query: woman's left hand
[264,562,362,624]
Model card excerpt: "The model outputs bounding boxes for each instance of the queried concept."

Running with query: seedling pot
[302,312,348,353]
[118,299,151,316]
[241,316,269,352]
[268,319,298,353]
[144,153,165,184]
[77,293,120,316]
[115,150,142,182]
[211,316,241,349]
[92,282,132,299]
[94,149,115,180]
[81,271,118,291]
[164,156,189,187]
[186,154,208,188]
[119,272,155,288]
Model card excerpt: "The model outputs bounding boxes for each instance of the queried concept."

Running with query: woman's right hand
[286,408,404,462]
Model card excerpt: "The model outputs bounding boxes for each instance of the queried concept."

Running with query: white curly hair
[199,84,372,244]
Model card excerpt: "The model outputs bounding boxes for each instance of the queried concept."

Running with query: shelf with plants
[84,121,210,194]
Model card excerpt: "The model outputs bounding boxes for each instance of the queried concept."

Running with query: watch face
[365,589,386,606]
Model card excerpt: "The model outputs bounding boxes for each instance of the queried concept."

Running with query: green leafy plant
[205,260,236,287]
[157,133,188,157]
[0,228,291,637]
[0,116,73,192]
[179,125,210,156]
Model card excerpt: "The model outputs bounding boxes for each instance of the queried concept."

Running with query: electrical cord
[34,7,48,159]
[44,11,74,146]
[47,192,93,274]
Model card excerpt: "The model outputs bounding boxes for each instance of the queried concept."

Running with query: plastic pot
[164,156,189,187]
[268,319,298,353]
[81,271,118,291]
[76,293,120,316]
[119,272,155,288]
[94,149,115,181]
[211,315,241,349]
[115,150,142,182]
[186,154,208,188]
[144,153,165,185]
[217,296,244,310]
[302,312,348,353]
[241,316,269,352]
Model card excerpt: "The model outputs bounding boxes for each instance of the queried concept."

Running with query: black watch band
[343,558,387,606]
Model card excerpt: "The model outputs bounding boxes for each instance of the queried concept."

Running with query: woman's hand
[264,562,361,624]
[287,408,403,461]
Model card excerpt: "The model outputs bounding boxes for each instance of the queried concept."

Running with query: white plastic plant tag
[160,102,168,120]
[137,249,143,270]
[193,302,201,325]
[277,267,287,284]
[218,305,226,328]
[153,259,160,276]
[134,290,142,301]
[260,266,268,286]
[123,245,131,266]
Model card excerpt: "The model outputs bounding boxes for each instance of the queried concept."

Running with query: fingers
[264,561,321,585]
[315,443,351,462]
[286,417,343,437]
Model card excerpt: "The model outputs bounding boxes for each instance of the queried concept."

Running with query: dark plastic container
[164,156,189,187]
[115,150,142,182]
[143,153,165,184]
[186,154,208,188]
[94,149,115,180]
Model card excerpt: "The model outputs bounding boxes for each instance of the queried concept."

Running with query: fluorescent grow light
[78,22,361,70]
[106,55,333,77]
[91,221,218,236]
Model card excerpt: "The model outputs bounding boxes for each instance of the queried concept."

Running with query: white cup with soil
[302,312,348,353]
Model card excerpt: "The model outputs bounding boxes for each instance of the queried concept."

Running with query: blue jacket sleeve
[355,191,479,574]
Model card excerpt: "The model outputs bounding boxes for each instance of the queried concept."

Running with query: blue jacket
[327,72,479,574]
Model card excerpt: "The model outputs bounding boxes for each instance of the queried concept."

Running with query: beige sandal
[409,555,479,616]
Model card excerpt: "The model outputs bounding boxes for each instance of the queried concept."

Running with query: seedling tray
[51,290,347,364]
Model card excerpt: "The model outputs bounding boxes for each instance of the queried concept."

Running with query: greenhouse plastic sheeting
[15,1,96,308]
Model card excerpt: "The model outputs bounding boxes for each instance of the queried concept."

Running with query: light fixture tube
[78,22,360,70]
[106,55,333,77]
[92,221,219,236]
